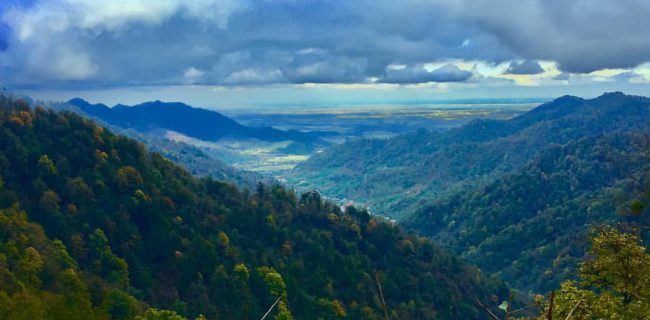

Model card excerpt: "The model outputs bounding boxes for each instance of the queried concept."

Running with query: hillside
[0,96,507,319]
[45,99,270,191]
[119,129,276,191]
[289,92,650,218]
[67,98,324,144]
[406,132,650,292]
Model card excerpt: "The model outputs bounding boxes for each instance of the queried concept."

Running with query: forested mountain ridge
[0,96,507,319]
[406,132,650,292]
[67,98,324,144]
[114,128,276,191]
[43,98,272,191]
[289,92,650,218]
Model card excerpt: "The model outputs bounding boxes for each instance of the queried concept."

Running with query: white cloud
[221,68,284,85]
[184,67,205,79]
[47,49,98,80]
[381,64,473,84]
[2,0,246,39]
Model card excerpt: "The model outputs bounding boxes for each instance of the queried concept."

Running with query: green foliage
[290,93,650,293]
[135,308,186,320]
[257,266,288,300]
[535,227,650,319]
[99,289,141,320]
[0,96,507,319]
[0,204,102,320]
[37,155,57,175]
[407,133,649,292]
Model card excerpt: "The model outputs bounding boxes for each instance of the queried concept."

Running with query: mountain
[117,129,276,191]
[289,92,650,293]
[288,92,650,219]
[0,96,508,319]
[67,98,324,144]
[47,99,270,190]
[406,132,649,292]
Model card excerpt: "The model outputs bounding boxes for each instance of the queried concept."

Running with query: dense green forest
[289,92,650,220]
[0,96,508,319]
[289,92,650,294]
[406,132,650,292]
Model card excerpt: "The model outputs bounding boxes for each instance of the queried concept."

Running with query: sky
[1,0,650,108]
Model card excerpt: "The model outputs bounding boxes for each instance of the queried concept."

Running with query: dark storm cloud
[0,0,649,88]
[504,60,544,75]
[444,0,650,73]
[0,24,8,51]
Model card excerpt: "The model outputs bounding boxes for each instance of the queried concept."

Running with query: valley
[51,92,650,296]
[223,102,537,175]
[4,1,650,318]
[61,97,538,179]
[4,92,650,319]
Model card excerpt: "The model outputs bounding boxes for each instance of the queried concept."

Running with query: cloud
[183,67,205,80]
[504,60,544,75]
[553,72,570,81]
[0,0,247,86]
[441,0,650,73]
[380,64,473,84]
[611,71,644,82]
[220,68,283,85]
[280,50,367,84]
[3,0,244,39]
[1,0,650,89]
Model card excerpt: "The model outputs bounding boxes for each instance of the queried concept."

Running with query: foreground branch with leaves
[534,227,650,319]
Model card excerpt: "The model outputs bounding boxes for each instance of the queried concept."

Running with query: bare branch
[475,299,500,320]
[260,296,282,320]
[375,272,389,320]
[564,300,582,320]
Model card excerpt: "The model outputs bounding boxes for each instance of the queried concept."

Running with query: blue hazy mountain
[67,98,324,144]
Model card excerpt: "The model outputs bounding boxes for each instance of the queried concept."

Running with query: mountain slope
[119,129,276,190]
[68,98,323,144]
[405,132,649,292]
[49,99,270,190]
[0,96,507,319]
[289,92,650,218]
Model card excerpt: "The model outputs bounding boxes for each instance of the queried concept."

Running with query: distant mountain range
[42,99,266,189]
[289,92,650,218]
[67,98,324,144]
[289,92,650,292]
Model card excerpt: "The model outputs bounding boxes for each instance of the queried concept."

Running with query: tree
[18,247,43,287]
[99,289,141,320]
[114,166,143,190]
[38,190,61,215]
[37,155,57,176]
[134,308,186,320]
[257,267,293,320]
[537,227,650,319]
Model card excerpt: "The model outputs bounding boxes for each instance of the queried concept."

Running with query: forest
[290,93,650,220]
[0,96,509,319]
